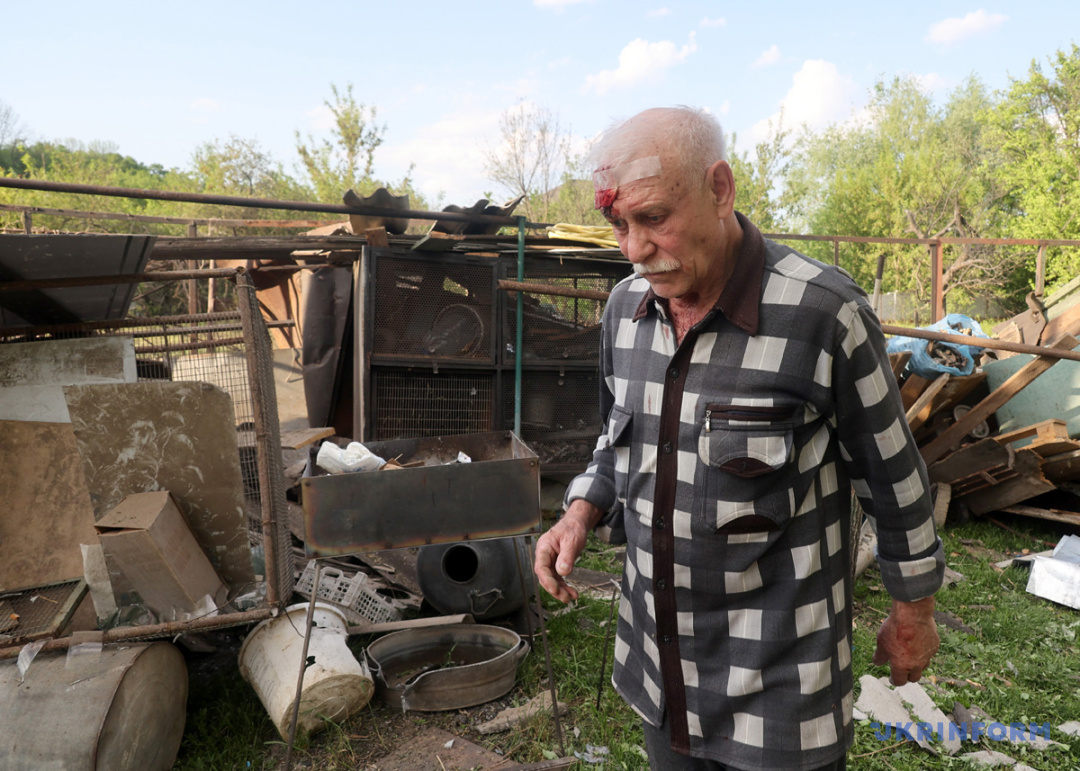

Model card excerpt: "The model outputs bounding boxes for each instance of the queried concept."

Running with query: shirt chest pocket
[697,404,799,532]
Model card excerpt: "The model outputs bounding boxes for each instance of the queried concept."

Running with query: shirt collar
[631,211,764,335]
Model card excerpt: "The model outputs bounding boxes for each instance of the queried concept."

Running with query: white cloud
[747,59,862,144]
[752,45,781,69]
[380,107,506,205]
[719,99,731,116]
[647,7,670,17]
[914,72,949,94]
[306,104,335,131]
[925,9,1007,44]
[583,33,698,95]
[190,98,220,112]
[534,0,591,10]
[548,55,573,70]
[699,16,726,27]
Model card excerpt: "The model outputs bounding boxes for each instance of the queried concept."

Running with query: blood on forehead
[592,155,662,210]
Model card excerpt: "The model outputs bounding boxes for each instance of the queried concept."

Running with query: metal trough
[301,431,541,557]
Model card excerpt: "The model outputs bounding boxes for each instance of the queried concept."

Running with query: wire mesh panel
[371,368,494,440]
[372,255,496,362]
[502,269,623,364]
[503,368,602,468]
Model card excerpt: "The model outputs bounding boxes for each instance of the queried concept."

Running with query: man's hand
[534,500,602,603]
[873,596,939,686]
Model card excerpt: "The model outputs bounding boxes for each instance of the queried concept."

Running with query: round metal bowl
[364,624,528,711]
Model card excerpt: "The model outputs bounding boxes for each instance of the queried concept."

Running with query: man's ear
[707,160,736,217]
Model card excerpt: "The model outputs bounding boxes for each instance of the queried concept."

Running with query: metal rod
[0,177,550,228]
[136,336,245,354]
[237,272,282,608]
[284,561,322,771]
[513,536,536,644]
[1036,244,1048,298]
[498,279,613,302]
[930,242,944,321]
[0,201,338,229]
[515,218,525,436]
[596,580,620,710]
[0,268,240,292]
[0,311,242,338]
[880,324,1080,362]
[0,607,275,660]
[765,231,1080,248]
[526,536,566,756]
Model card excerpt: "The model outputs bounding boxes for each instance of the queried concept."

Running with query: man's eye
[648,215,664,225]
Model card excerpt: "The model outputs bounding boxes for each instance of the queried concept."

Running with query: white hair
[586,106,727,186]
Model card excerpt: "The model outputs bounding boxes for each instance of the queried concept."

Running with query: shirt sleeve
[832,297,945,602]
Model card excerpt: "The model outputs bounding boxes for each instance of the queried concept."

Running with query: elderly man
[534,107,944,771]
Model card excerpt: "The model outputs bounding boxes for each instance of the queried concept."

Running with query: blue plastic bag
[886,314,989,378]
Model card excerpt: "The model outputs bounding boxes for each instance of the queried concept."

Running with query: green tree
[986,44,1080,292]
[785,75,1013,311]
[295,83,386,203]
[729,117,791,233]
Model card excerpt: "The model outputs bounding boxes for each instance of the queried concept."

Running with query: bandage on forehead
[593,155,662,209]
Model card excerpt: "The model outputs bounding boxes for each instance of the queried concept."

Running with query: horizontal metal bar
[498,279,612,301]
[765,232,1080,248]
[0,177,549,228]
[137,336,245,354]
[0,268,240,291]
[0,606,276,660]
[0,311,242,338]
[0,202,337,229]
[881,324,1080,362]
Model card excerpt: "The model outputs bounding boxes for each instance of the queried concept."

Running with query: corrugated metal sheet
[0,234,155,326]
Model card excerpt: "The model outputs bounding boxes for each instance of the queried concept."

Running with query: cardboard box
[96,491,227,619]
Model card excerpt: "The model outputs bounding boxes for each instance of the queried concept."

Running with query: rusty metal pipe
[0,607,275,660]
[498,279,612,302]
[880,324,1080,362]
[0,177,549,228]
[0,268,240,292]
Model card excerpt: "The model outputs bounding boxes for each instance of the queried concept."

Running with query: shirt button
[661,635,673,644]
[662,441,672,454]
[668,367,679,379]
[656,578,667,590]
[654,517,665,529]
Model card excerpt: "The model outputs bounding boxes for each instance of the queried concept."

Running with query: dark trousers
[642,716,847,771]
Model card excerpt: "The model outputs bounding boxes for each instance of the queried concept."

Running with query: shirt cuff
[875,538,946,602]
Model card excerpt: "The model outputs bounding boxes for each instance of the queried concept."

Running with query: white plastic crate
[294,562,402,625]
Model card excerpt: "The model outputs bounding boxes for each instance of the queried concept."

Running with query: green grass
[174,514,1080,769]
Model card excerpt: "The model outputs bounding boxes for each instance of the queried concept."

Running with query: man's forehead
[593,155,662,210]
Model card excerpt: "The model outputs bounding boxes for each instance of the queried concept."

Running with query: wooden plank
[960,448,1055,515]
[900,373,932,412]
[905,373,949,432]
[1001,505,1080,525]
[927,438,1012,485]
[995,419,1069,446]
[888,351,911,380]
[279,426,334,450]
[924,371,986,420]
[1040,300,1080,345]
[347,614,474,636]
[364,227,390,248]
[920,334,1079,465]
[1042,449,1080,483]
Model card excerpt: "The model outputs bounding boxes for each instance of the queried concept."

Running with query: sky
[2,1,1078,208]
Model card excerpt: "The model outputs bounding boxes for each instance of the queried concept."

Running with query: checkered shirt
[564,214,945,770]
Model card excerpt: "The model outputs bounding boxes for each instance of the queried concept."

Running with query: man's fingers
[872,640,888,667]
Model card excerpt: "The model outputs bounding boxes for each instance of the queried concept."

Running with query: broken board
[64,381,255,588]
[0,421,99,589]
[0,336,137,422]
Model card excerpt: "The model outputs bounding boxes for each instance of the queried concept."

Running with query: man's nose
[623,224,655,263]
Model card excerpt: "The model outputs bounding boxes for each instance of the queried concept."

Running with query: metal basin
[364,624,528,711]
